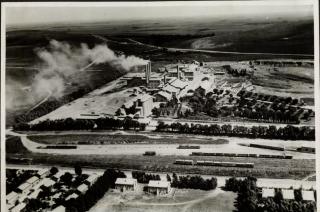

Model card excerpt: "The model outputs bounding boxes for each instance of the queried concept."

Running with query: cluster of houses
[115,178,171,196]
[6,169,99,212]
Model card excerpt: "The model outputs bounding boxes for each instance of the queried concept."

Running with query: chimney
[146,61,151,86]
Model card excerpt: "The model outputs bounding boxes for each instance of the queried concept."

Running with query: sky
[4,2,314,27]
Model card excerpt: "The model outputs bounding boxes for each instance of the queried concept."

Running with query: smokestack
[146,60,151,86]
[177,65,180,79]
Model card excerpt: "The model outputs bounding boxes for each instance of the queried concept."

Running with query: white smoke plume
[32,39,148,99]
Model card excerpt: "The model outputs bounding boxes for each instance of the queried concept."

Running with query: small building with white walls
[77,184,89,194]
[147,180,171,195]
[26,176,40,186]
[282,189,294,200]
[37,169,50,178]
[302,190,315,201]
[11,202,26,212]
[115,178,138,192]
[50,205,66,212]
[17,183,32,195]
[262,188,275,198]
[6,191,19,205]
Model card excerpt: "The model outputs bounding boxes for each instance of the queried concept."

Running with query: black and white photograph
[1,1,319,212]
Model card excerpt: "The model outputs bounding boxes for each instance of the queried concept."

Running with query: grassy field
[27,134,229,145]
[89,188,236,212]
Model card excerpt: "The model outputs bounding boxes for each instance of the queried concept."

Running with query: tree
[61,172,73,185]
[166,174,172,182]
[74,165,82,176]
[50,167,58,175]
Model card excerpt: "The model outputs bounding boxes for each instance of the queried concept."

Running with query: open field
[89,188,236,212]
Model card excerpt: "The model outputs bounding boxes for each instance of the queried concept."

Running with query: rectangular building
[115,178,138,192]
[147,180,171,195]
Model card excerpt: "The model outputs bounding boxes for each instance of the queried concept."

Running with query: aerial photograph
[3,1,318,212]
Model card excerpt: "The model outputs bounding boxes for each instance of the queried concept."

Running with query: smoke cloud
[32,39,148,99]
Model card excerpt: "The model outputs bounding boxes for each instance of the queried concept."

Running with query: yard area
[89,188,236,212]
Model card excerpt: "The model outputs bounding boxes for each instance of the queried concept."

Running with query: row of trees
[13,117,146,131]
[65,169,126,212]
[156,122,315,140]
[224,177,317,212]
[171,173,217,191]
[132,171,161,183]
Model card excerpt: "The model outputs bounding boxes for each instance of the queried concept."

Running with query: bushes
[171,173,217,191]
[132,171,160,183]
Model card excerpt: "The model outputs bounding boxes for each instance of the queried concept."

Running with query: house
[262,188,275,198]
[66,193,79,201]
[162,84,180,97]
[147,180,171,195]
[42,178,55,188]
[11,202,26,212]
[50,205,66,212]
[17,183,32,195]
[29,189,42,199]
[282,189,294,200]
[52,171,64,181]
[115,178,138,192]
[77,184,89,194]
[302,190,315,201]
[37,169,50,178]
[85,174,99,186]
[26,176,40,186]
[154,91,172,102]
[6,191,19,205]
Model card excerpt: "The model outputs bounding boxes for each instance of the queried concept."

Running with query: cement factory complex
[5,5,317,211]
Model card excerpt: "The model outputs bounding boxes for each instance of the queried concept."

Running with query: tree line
[156,122,315,140]
[171,173,217,191]
[132,171,161,184]
[64,169,126,212]
[13,117,146,131]
[224,177,316,212]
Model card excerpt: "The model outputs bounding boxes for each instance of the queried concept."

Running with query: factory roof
[26,176,39,184]
[11,203,26,212]
[169,79,188,89]
[148,180,170,188]
[262,188,275,198]
[51,205,66,212]
[302,190,315,201]
[115,178,137,185]
[282,189,295,200]
[155,91,172,100]
[163,84,180,94]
